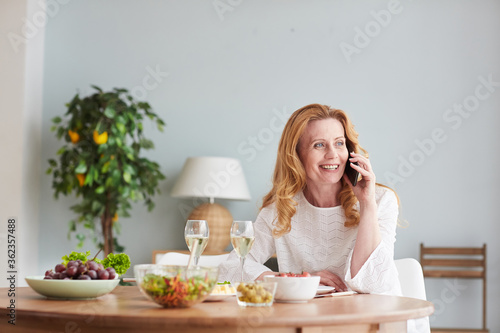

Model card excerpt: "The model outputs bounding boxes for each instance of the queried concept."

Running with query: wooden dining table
[1,285,433,333]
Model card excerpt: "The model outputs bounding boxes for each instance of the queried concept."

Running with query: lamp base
[188,203,233,253]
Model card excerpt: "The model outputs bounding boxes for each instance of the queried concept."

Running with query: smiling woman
[218,103,429,333]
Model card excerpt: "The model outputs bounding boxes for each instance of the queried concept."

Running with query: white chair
[395,258,427,300]
[156,252,230,267]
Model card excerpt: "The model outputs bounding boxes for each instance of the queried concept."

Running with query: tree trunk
[101,199,113,256]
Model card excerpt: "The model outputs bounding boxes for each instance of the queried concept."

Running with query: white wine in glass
[184,220,209,266]
[230,220,254,282]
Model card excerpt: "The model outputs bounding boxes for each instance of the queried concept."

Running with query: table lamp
[171,156,251,253]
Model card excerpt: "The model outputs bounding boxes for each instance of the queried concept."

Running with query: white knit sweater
[220,186,400,294]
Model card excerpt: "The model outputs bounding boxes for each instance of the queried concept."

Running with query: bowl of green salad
[134,264,218,308]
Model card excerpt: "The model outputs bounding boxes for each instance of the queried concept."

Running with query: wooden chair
[420,243,488,333]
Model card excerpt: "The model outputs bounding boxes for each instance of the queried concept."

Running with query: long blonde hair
[261,104,367,238]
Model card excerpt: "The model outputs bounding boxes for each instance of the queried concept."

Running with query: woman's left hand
[343,152,376,205]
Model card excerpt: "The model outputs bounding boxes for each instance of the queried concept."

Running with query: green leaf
[56,147,66,156]
[91,200,102,213]
[68,220,76,232]
[75,161,87,174]
[84,172,93,186]
[101,161,110,173]
[123,172,131,183]
[116,123,126,134]
[95,186,105,194]
[52,116,62,124]
[91,85,103,92]
[123,164,136,175]
[104,106,116,118]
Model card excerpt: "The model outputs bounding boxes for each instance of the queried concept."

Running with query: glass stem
[240,256,246,282]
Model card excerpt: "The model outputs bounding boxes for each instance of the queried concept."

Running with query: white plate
[205,293,236,302]
[316,285,335,295]
[25,276,120,300]
[205,284,236,302]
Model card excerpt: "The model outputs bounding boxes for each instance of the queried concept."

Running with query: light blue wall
[39,1,500,330]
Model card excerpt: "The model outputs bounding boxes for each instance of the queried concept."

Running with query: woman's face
[297,118,349,188]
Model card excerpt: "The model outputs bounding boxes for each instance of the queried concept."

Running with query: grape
[78,265,87,275]
[87,260,99,271]
[43,254,120,281]
[106,267,117,280]
[98,270,109,280]
[87,270,98,279]
[67,260,78,268]
[66,266,77,277]
[55,264,66,273]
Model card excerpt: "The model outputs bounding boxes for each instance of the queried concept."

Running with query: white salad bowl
[263,275,320,303]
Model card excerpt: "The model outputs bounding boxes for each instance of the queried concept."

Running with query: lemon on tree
[47,85,165,256]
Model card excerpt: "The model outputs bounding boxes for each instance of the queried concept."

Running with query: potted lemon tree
[47,86,165,256]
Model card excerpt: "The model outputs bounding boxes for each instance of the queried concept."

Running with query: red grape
[55,264,66,273]
[98,270,109,280]
[87,270,98,279]
[66,266,77,277]
[106,267,117,280]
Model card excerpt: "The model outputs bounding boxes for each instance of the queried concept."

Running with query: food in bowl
[264,273,320,303]
[135,265,218,308]
[42,251,131,280]
[211,283,236,295]
[235,281,277,307]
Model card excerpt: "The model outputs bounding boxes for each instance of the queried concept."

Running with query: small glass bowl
[235,281,277,307]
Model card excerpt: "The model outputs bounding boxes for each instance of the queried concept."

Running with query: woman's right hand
[312,270,348,292]
[255,271,278,281]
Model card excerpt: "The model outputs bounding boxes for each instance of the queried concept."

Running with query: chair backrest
[394,258,427,300]
[419,243,486,279]
[156,252,230,267]
[420,243,487,330]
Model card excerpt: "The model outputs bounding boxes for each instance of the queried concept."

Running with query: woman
[219,103,400,294]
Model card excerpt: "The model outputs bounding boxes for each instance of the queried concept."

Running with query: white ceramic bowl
[25,276,120,300]
[263,275,320,303]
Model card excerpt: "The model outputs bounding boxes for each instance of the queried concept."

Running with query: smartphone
[345,161,359,186]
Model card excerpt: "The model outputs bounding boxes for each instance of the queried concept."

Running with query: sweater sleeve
[344,187,402,295]
[218,207,276,283]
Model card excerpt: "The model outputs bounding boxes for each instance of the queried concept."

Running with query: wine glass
[184,220,209,266]
[230,220,255,282]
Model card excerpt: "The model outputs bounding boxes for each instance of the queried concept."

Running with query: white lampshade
[171,157,251,201]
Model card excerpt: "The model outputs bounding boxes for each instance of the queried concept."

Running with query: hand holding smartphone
[345,159,359,186]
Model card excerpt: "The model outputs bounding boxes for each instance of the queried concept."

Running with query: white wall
[19,0,500,330]
[0,0,44,287]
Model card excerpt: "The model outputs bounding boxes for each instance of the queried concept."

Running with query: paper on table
[315,290,357,298]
